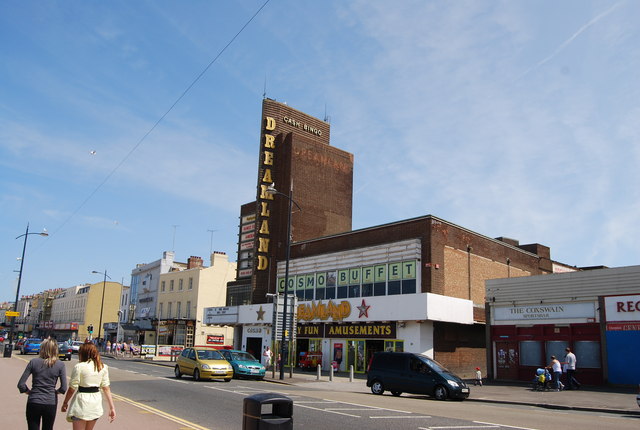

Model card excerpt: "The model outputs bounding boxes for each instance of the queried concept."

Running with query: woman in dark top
[18,338,68,430]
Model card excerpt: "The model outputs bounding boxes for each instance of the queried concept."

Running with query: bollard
[316,364,321,380]
[329,364,334,381]
[349,365,354,382]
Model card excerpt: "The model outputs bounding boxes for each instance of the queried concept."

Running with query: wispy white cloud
[517,1,623,80]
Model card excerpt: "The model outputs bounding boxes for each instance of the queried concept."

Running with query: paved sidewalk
[1,353,206,430]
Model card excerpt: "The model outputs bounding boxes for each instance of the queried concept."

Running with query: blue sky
[2,0,639,302]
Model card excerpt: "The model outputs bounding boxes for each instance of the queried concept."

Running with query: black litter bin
[3,343,13,358]
[243,392,293,430]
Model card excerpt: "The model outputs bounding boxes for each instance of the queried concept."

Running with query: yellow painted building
[157,252,236,347]
[50,281,123,341]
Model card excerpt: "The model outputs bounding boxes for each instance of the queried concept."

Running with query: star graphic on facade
[357,299,370,318]
[256,306,266,321]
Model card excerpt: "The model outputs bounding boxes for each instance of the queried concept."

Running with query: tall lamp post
[266,182,301,380]
[91,270,110,343]
[4,224,48,358]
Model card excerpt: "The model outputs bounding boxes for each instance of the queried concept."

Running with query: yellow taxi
[174,347,233,382]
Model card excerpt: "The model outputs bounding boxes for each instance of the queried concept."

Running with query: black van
[366,352,470,400]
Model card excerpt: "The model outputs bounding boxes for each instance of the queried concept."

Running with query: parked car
[20,338,43,355]
[57,341,73,361]
[219,350,266,380]
[367,352,470,400]
[174,347,233,382]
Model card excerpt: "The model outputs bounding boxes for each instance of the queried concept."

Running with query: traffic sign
[5,311,20,317]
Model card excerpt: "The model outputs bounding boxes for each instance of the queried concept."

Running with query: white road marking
[474,422,539,430]
[370,415,432,419]
[420,426,499,429]
[295,403,361,418]
[164,378,190,384]
[321,398,411,413]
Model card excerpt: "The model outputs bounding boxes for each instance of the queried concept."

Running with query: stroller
[532,368,552,391]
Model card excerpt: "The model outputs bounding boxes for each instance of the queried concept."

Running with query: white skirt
[66,391,104,421]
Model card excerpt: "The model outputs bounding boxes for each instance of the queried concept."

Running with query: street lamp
[91,270,111,343]
[266,182,301,380]
[4,224,48,358]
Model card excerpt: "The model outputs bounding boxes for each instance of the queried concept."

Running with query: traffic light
[88,325,93,334]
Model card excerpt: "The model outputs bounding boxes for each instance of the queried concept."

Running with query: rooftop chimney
[187,256,204,269]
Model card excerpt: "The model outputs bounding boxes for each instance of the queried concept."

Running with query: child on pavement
[474,367,483,386]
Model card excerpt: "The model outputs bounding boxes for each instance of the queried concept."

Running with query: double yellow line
[111,393,210,430]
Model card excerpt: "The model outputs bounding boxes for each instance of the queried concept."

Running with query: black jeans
[26,402,57,430]
[566,369,581,389]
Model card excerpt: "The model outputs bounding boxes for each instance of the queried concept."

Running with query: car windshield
[27,340,42,344]
[231,352,257,361]
[196,350,223,360]
[418,355,450,373]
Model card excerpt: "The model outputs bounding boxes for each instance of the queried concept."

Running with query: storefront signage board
[493,302,595,321]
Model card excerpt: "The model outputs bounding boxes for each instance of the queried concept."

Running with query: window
[159,303,163,319]
[574,341,601,368]
[188,278,193,290]
[177,302,182,318]
[170,280,174,291]
[402,279,416,294]
[167,302,172,318]
[161,281,165,292]
[361,284,373,297]
[388,281,401,295]
[373,282,386,296]
[348,284,360,298]
[519,341,543,367]
[179,279,183,291]
[186,301,191,319]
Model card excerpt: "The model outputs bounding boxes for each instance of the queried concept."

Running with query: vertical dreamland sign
[604,294,640,331]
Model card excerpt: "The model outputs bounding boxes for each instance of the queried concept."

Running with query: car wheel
[391,391,402,397]
[193,368,200,381]
[370,380,384,395]
[434,385,448,400]
[174,365,182,379]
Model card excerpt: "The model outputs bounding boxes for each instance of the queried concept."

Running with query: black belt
[78,386,100,393]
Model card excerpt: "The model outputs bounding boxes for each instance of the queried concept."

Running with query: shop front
[50,321,79,342]
[296,322,402,373]
[489,301,603,384]
[487,265,640,386]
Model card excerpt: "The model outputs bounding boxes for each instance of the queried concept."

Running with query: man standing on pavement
[563,347,581,390]
[262,346,272,369]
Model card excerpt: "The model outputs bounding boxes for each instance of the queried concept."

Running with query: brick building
[218,99,565,379]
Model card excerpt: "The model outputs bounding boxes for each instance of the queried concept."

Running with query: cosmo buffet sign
[494,302,595,321]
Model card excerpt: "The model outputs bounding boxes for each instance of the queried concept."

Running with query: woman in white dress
[61,341,116,429]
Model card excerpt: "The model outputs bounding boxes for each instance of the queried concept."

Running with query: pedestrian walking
[547,355,563,391]
[17,339,68,430]
[474,367,483,386]
[61,341,116,427]
[563,347,581,390]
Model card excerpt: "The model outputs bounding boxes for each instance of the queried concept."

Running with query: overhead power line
[48,0,272,240]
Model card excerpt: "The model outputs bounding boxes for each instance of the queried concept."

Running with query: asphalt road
[104,358,640,430]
